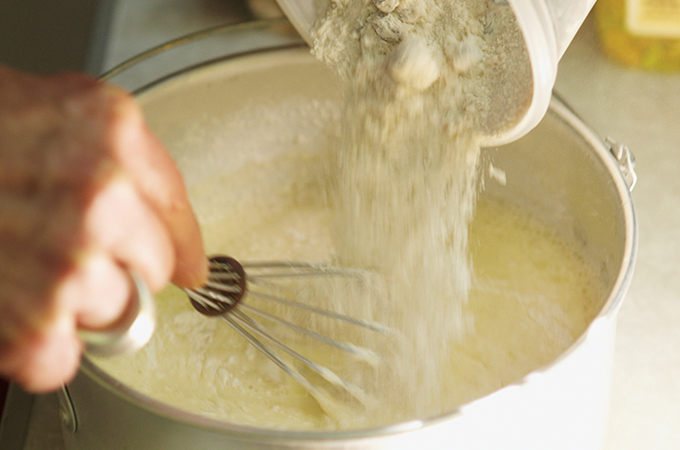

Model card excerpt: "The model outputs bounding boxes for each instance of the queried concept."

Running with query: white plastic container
[274,0,596,146]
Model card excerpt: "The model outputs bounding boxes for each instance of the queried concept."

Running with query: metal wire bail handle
[606,137,637,191]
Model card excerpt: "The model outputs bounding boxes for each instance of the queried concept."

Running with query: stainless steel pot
[59,23,637,450]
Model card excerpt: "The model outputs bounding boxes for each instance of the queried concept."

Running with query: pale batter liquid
[94,149,604,430]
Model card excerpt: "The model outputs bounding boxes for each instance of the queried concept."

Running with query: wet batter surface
[94,146,604,430]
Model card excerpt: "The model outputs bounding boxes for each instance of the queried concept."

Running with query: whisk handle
[78,271,156,357]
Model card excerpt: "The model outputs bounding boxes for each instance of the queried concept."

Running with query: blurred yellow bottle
[595,0,680,70]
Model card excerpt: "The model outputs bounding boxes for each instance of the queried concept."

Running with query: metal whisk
[183,255,390,406]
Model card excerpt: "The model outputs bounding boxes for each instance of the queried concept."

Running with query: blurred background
[0,0,268,75]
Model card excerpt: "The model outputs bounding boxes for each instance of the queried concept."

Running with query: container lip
[481,0,559,147]
[80,43,638,442]
[274,0,314,44]
[275,0,558,147]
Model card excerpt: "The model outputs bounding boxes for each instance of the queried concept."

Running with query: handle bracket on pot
[606,137,637,191]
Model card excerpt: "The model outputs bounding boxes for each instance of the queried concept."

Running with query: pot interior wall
[484,109,627,293]
[139,46,627,300]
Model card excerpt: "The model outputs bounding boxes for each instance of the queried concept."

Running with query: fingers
[0,175,173,391]
[64,173,177,331]
[55,252,133,330]
[0,70,106,191]
[104,88,207,288]
[0,69,208,393]
[83,176,174,294]
[1,70,207,288]
[132,131,207,288]
[0,307,81,393]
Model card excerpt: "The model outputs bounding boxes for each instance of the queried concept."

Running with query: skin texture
[0,66,208,393]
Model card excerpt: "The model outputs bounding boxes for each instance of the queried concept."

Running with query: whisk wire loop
[223,309,365,401]
[184,255,388,407]
[245,288,391,334]
[238,302,380,365]
[220,313,328,401]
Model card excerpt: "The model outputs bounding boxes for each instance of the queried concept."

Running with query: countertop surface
[5,1,680,448]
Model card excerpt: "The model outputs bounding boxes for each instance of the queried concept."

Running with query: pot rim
[82,26,638,443]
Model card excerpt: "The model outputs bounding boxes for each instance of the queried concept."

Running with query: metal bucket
[60,23,637,450]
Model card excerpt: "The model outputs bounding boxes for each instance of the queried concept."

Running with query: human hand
[0,66,208,392]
